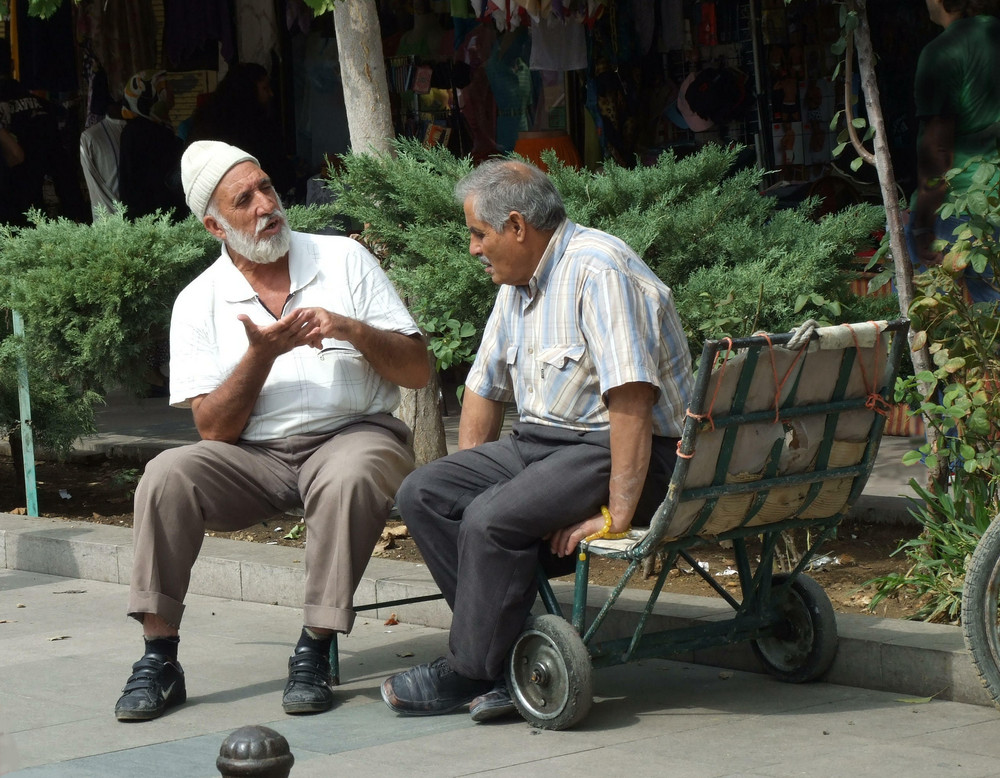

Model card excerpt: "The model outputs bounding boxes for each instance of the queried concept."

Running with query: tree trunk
[396,352,448,466]
[849,0,932,377]
[332,0,448,463]
[850,1,943,487]
[332,1,395,156]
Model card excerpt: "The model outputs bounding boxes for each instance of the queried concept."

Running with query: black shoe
[282,645,335,714]
[469,677,517,722]
[115,653,186,721]
[381,657,492,716]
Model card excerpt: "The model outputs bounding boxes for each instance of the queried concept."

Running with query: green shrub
[866,151,1000,623]
[865,475,994,624]
[0,204,338,452]
[324,138,895,361]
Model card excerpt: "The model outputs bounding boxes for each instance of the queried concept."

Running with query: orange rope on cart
[762,332,811,423]
[844,322,891,416]
[674,338,734,461]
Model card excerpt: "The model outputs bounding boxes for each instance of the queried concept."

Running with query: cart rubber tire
[751,573,839,683]
[962,517,1000,709]
[505,614,592,730]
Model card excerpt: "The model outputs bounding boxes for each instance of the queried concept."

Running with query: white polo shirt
[169,231,420,441]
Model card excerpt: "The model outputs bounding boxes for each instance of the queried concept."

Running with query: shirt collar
[218,231,318,303]
[517,218,574,302]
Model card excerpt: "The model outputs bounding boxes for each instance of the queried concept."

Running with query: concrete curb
[2,511,990,709]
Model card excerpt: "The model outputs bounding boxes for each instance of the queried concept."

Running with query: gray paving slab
[0,509,993,709]
[6,385,997,775]
[0,570,1000,778]
[4,570,1000,778]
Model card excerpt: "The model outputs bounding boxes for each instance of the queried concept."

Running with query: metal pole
[12,310,38,517]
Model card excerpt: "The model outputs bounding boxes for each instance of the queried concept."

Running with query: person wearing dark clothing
[187,63,295,198]
[380,160,694,721]
[119,69,186,220]
[0,126,24,224]
[907,0,1000,301]
[0,75,87,224]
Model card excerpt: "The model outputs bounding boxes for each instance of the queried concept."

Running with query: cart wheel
[505,614,592,730]
[962,517,1000,709]
[752,574,838,683]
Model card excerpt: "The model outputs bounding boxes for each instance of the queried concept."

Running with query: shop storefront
[0,0,936,216]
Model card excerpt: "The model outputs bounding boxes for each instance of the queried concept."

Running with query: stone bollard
[217,725,294,778]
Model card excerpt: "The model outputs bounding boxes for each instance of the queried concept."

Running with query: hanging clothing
[529,16,587,71]
[76,0,158,100]
[484,29,536,152]
[234,0,281,68]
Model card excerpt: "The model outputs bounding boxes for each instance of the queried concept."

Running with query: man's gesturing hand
[237,309,323,358]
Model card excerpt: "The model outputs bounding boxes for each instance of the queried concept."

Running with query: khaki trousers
[128,414,414,633]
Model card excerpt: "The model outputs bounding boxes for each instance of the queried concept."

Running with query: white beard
[218,208,291,265]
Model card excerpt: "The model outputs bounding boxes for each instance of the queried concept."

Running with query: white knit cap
[181,140,259,219]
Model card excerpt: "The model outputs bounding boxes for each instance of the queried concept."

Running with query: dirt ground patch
[1,453,925,621]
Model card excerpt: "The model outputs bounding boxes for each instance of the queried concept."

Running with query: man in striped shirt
[382,159,694,721]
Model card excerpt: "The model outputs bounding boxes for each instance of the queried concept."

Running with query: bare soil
[1,453,924,620]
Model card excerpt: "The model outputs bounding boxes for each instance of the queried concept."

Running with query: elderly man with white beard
[114,141,429,722]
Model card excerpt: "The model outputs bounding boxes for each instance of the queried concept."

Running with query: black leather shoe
[381,657,492,716]
[115,653,186,721]
[282,646,335,714]
[469,678,517,722]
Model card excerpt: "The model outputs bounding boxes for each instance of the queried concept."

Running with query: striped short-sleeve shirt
[466,219,693,436]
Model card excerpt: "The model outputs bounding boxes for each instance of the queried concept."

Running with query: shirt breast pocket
[317,346,376,413]
[537,344,586,378]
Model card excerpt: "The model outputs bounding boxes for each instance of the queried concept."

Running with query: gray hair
[205,200,225,241]
[454,159,566,233]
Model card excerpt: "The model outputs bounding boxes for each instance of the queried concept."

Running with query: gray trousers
[395,422,677,680]
[128,414,414,633]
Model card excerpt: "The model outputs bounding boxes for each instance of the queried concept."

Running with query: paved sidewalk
[5,390,1000,776]
[4,568,1000,778]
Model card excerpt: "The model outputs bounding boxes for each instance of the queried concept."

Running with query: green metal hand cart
[505,318,911,729]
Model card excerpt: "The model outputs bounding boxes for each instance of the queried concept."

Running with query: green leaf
[968,407,991,435]
[968,191,990,216]
[973,163,996,185]
[850,156,865,172]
